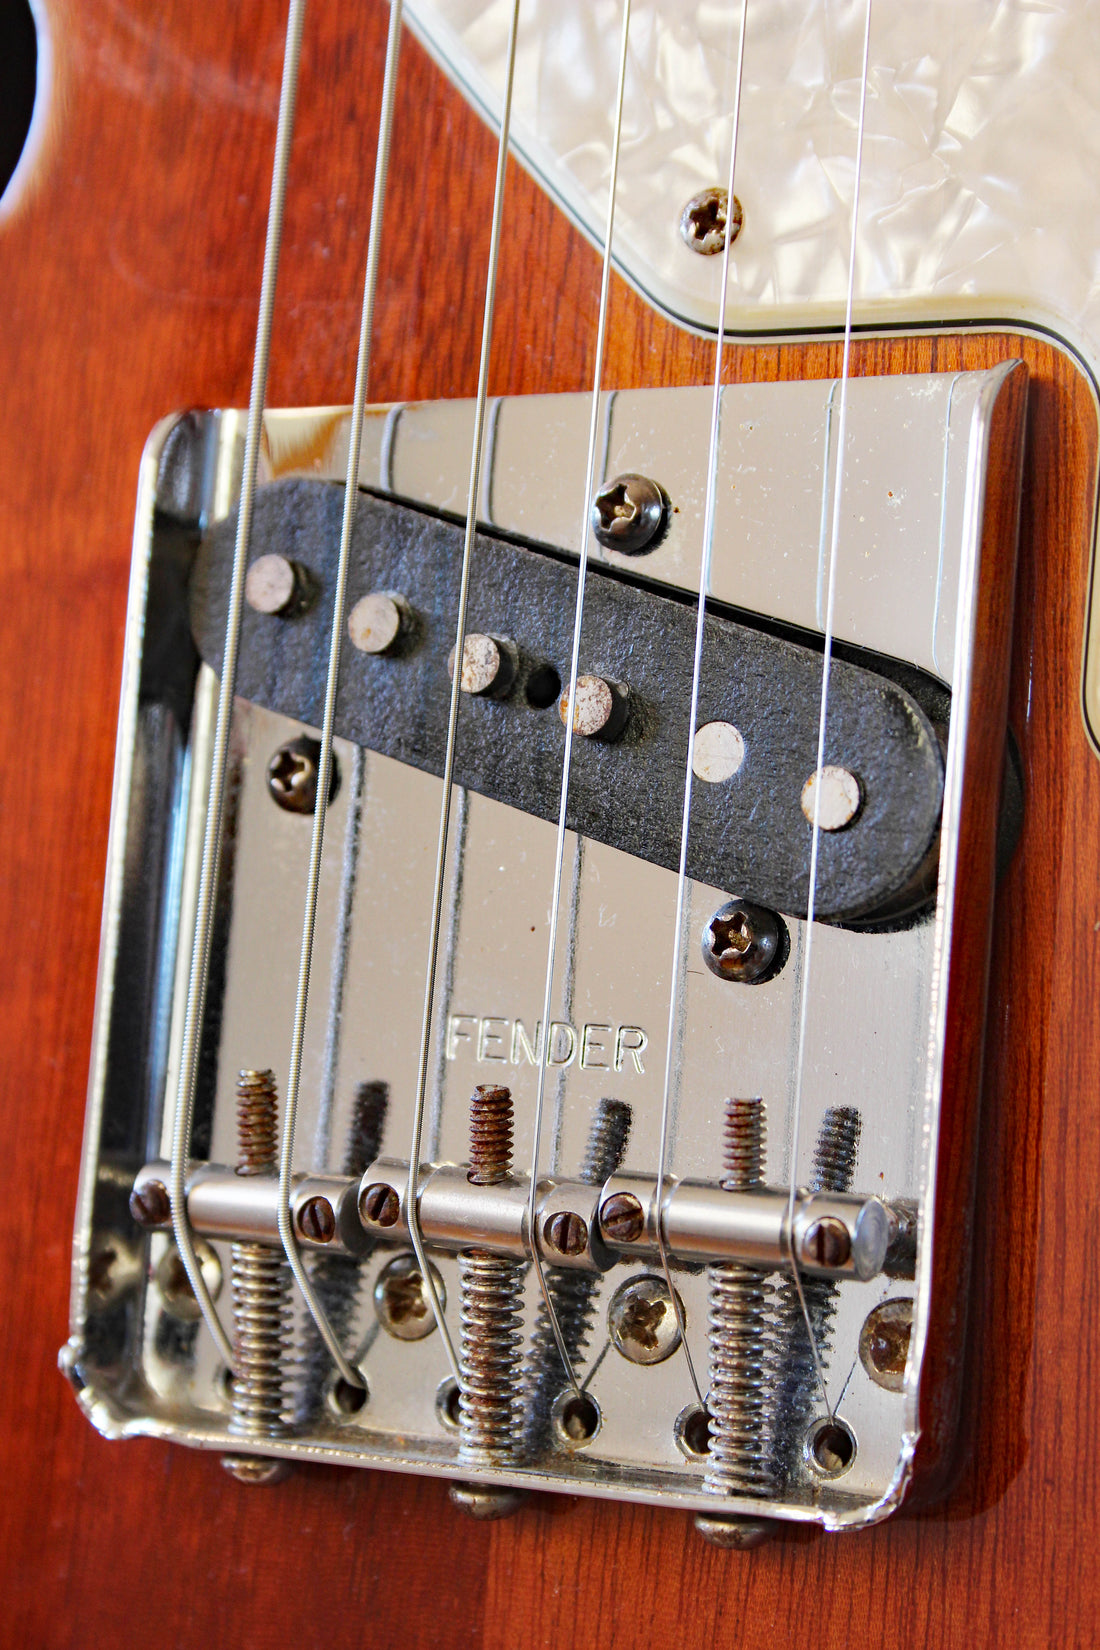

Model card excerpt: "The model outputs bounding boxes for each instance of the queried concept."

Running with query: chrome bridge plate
[69,368,1019,1530]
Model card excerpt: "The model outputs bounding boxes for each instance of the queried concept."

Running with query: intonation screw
[222,1069,292,1484]
[771,1105,862,1478]
[698,1098,779,1520]
[450,1086,526,1513]
[523,1099,632,1452]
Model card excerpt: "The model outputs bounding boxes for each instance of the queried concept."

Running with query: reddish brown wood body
[2,4,1098,1645]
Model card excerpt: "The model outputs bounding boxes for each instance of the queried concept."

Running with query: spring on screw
[770,1105,862,1478]
[523,1098,632,1450]
[703,1097,779,1499]
[456,1086,525,1469]
[226,1069,292,1448]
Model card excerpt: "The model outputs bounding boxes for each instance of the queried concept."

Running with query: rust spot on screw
[296,1196,336,1244]
[467,1085,513,1186]
[802,1216,851,1269]
[129,1179,170,1227]
[600,1191,645,1244]
[543,1210,588,1257]
[359,1182,400,1228]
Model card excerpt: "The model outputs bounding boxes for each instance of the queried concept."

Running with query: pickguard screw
[129,1178,170,1227]
[702,898,785,984]
[558,674,630,742]
[591,473,668,555]
[450,1085,527,1515]
[680,187,743,255]
[359,1182,400,1228]
[296,1195,336,1245]
[245,553,316,618]
[374,1253,446,1342]
[608,1274,683,1365]
[267,735,340,815]
[223,1069,292,1477]
[599,1191,646,1244]
[543,1210,588,1257]
[698,1097,779,1519]
[347,591,411,656]
[859,1298,913,1392]
[448,633,518,699]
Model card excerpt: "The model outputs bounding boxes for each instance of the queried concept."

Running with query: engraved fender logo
[445,1016,648,1074]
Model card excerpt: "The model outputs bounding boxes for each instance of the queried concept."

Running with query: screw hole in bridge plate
[674,1403,711,1461]
[551,1389,601,1449]
[525,663,562,711]
[327,1374,369,1419]
[805,1416,857,1479]
[436,1376,462,1432]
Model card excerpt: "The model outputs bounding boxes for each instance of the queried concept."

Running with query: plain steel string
[405,0,523,1387]
[527,0,634,1400]
[274,0,406,1392]
[168,0,307,1373]
[786,0,875,1419]
[653,0,750,1412]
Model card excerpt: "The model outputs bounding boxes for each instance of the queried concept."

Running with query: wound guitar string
[168,0,308,1376]
[524,0,636,1401]
[653,0,752,1416]
[785,0,876,1423]
[403,0,524,1388]
[273,0,407,1394]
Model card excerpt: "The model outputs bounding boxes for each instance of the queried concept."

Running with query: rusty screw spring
[770,1105,862,1478]
[227,1070,292,1445]
[457,1086,525,1467]
[703,1098,779,1499]
[522,1098,632,1451]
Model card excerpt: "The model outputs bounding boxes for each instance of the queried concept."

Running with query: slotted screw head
[800,1216,852,1270]
[543,1210,588,1257]
[358,1182,401,1228]
[680,187,744,255]
[599,1191,646,1244]
[702,898,783,984]
[295,1195,336,1244]
[266,736,339,815]
[591,473,667,554]
[129,1179,170,1227]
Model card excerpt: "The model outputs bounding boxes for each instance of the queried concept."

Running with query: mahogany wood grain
[2,4,1098,1646]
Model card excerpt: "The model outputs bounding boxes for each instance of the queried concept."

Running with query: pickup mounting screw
[680,187,743,255]
[245,553,316,618]
[448,633,518,699]
[559,675,630,742]
[267,736,339,815]
[702,898,784,984]
[348,591,411,656]
[591,473,668,555]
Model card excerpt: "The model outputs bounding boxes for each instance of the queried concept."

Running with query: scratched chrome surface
[69,369,1012,1526]
[405,0,1100,364]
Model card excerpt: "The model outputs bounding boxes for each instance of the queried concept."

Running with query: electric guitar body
[2,3,1098,1644]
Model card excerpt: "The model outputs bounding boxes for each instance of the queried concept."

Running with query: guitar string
[273,0,406,1392]
[526,0,635,1401]
[652,0,751,1414]
[168,0,308,1374]
[404,0,523,1388]
[784,0,875,1421]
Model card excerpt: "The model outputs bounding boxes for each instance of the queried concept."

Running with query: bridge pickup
[191,479,945,924]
